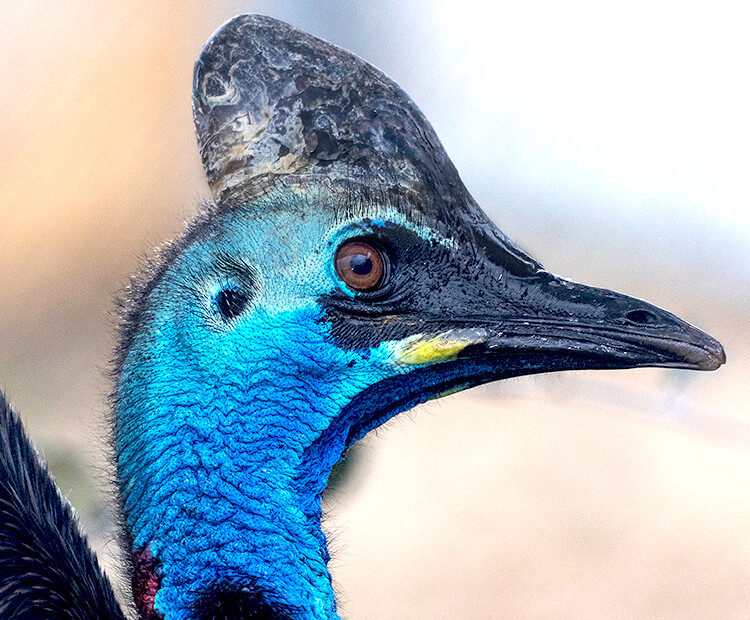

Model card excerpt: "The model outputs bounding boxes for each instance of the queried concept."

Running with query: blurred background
[1,1,748,618]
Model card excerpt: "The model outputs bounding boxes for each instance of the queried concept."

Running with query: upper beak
[394,271,725,375]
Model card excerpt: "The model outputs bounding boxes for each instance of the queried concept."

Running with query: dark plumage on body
[0,14,725,620]
[0,394,124,619]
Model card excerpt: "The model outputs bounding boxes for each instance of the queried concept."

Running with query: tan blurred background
[1,2,748,618]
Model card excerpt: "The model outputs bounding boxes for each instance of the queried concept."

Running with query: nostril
[625,309,659,325]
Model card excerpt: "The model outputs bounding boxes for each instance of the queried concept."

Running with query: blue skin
[115,185,453,619]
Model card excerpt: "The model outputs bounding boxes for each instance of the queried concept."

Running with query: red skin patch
[132,546,164,619]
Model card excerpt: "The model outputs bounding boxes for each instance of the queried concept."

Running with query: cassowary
[0,14,725,620]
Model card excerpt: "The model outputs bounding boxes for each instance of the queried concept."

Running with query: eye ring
[335,240,389,293]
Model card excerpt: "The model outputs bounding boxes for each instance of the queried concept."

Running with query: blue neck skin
[114,188,452,619]
[116,305,387,619]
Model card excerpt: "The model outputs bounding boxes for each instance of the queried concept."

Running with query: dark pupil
[217,288,247,319]
[349,254,372,276]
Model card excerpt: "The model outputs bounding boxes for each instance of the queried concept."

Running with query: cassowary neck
[114,312,366,619]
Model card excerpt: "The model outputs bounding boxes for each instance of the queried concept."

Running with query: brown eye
[335,240,387,292]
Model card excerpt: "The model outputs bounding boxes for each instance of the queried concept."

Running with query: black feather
[190,580,297,620]
[0,392,125,619]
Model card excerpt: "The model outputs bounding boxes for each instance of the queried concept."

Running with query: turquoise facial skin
[115,184,449,619]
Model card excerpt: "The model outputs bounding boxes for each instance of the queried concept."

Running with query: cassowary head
[112,14,724,619]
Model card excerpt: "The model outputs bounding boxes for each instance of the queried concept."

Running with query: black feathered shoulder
[0,392,125,619]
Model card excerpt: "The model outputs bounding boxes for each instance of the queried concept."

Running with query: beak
[393,271,725,375]
[333,265,725,452]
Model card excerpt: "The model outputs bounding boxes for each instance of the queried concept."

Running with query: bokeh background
[2,2,748,618]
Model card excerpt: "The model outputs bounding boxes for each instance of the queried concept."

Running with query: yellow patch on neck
[394,329,488,366]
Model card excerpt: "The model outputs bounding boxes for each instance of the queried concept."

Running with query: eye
[335,240,388,292]
[215,287,250,319]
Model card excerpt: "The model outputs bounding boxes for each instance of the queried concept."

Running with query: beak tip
[700,341,726,371]
[676,331,726,371]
